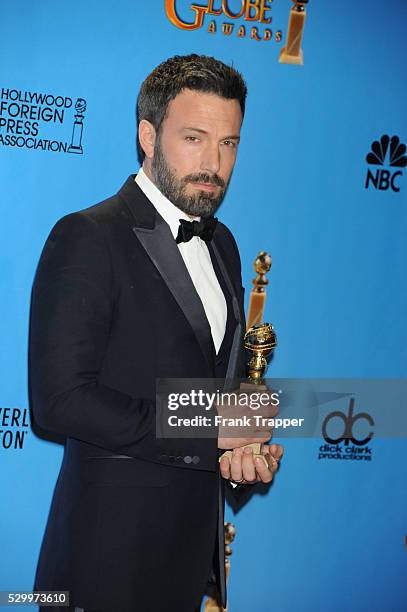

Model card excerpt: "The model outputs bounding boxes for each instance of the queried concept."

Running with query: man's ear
[138,120,156,159]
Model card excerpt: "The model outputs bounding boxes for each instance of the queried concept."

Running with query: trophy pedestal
[279,47,304,65]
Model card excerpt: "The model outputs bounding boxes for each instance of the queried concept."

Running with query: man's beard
[151,138,228,218]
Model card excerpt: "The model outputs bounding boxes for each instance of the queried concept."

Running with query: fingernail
[244,447,253,454]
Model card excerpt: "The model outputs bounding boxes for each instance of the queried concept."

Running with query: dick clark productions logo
[365,134,406,192]
[0,87,87,155]
[318,398,374,461]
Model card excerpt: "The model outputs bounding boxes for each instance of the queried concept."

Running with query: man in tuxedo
[30,54,283,612]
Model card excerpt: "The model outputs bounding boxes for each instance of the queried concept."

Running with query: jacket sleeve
[29,212,218,471]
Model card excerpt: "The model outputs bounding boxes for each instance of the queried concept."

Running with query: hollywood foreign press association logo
[318,398,374,462]
[365,134,406,192]
[0,87,87,155]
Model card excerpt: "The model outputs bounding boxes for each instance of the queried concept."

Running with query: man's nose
[200,143,221,175]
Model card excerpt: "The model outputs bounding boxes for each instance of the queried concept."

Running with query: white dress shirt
[135,168,227,354]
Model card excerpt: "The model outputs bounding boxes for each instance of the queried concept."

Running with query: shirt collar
[135,167,200,240]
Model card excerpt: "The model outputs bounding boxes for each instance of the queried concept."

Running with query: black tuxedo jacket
[29,175,246,612]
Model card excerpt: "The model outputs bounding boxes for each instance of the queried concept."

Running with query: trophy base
[68,145,83,154]
[279,47,304,65]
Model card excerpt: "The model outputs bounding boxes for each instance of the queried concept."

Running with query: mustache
[182,173,225,189]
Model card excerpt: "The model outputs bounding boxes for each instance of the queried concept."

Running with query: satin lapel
[134,219,216,373]
[118,177,215,373]
[208,238,243,383]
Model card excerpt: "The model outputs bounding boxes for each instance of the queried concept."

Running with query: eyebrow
[182,127,240,141]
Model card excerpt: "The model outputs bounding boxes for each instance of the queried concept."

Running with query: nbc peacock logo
[365,134,406,192]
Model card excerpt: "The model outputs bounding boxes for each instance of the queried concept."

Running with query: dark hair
[137,54,247,160]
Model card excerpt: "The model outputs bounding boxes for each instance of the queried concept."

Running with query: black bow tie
[175,217,218,244]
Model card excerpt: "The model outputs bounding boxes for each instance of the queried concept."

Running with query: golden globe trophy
[68,98,87,154]
[279,0,309,66]
[240,252,277,462]
[238,322,277,463]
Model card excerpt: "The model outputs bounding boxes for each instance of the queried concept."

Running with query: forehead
[163,89,242,133]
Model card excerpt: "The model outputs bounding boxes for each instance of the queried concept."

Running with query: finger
[264,444,284,472]
[241,447,256,483]
[263,443,283,460]
[268,443,284,461]
[230,447,243,482]
[267,455,279,472]
[219,456,231,480]
[275,444,284,460]
[254,455,273,484]
[261,446,278,472]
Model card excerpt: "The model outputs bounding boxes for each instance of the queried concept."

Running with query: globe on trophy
[68,98,87,154]
[244,322,277,384]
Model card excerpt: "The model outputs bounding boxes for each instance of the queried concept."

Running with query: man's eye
[185,136,199,142]
[222,140,237,147]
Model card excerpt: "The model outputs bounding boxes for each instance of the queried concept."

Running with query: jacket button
[168,455,175,462]
[176,456,183,462]
[159,454,167,461]
[183,455,192,464]
[192,455,200,464]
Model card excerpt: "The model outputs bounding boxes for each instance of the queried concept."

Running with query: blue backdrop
[1,1,406,610]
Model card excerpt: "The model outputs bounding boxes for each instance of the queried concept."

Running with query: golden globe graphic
[68,98,87,154]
